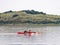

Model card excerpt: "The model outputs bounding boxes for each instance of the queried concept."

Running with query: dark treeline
[0,20,60,24]
[3,10,46,15]
[22,20,60,24]
[22,10,46,15]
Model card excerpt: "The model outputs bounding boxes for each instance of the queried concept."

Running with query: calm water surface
[0,26,60,45]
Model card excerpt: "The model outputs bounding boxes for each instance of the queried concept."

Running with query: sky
[0,0,60,15]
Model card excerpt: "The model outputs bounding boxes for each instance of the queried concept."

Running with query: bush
[22,10,46,15]
[12,14,19,17]
[4,10,13,13]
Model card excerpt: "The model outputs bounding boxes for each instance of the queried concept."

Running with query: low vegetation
[0,10,60,25]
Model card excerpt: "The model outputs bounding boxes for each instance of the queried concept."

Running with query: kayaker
[24,30,27,36]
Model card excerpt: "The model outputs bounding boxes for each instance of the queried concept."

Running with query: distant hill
[0,10,60,25]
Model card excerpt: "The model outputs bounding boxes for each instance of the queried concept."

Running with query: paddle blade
[36,32,41,36]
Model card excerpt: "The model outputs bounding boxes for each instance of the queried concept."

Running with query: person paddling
[24,30,32,37]
[24,30,27,36]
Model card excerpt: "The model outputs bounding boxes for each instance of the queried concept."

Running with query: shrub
[12,14,19,17]
[4,10,13,13]
[22,10,46,15]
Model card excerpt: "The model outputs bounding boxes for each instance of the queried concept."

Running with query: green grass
[0,11,60,26]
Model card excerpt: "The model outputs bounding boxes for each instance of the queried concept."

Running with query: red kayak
[17,30,41,37]
[17,32,36,34]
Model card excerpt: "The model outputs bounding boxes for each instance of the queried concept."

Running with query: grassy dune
[0,10,60,26]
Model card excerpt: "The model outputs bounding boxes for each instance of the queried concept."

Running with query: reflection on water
[0,26,60,45]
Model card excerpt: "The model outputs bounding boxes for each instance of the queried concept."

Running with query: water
[0,26,60,45]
